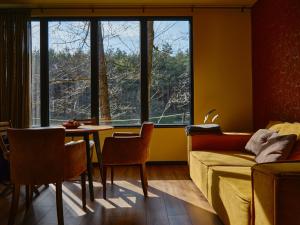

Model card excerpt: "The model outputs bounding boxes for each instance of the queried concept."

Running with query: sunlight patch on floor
[114,181,158,198]
[109,197,132,208]
[95,199,115,209]
[127,196,136,203]
[49,184,87,216]
[148,180,215,213]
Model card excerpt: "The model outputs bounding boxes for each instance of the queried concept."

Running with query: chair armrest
[188,132,252,152]
[64,140,87,179]
[102,137,146,165]
[112,132,140,137]
[0,143,9,160]
[252,161,300,225]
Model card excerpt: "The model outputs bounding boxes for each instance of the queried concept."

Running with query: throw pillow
[245,129,277,155]
[255,133,297,163]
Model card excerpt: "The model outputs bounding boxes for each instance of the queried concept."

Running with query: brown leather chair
[1,121,48,199]
[102,122,154,199]
[0,121,12,161]
[7,128,87,225]
[0,121,12,196]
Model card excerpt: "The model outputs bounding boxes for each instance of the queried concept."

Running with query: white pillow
[245,129,277,155]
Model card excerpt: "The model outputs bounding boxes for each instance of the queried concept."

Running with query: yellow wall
[193,8,252,132]
[34,7,252,161]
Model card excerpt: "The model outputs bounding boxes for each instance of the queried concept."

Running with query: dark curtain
[0,10,31,128]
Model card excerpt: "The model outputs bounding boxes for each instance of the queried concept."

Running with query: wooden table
[65,125,113,201]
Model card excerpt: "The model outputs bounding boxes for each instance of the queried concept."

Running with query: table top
[64,125,113,134]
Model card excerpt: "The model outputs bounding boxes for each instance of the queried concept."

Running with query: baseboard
[92,161,188,166]
[146,161,188,165]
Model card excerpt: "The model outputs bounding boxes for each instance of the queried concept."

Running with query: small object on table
[185,124,222,136]
[62,120,81,129]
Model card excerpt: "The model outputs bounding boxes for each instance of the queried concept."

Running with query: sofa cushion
[191,150,256,167]
[245,129,276,155]
[255,133,297,163]
[268,122,300,139]
[191,133,251,151]
[208,166,252,225]
[189,151,255,197]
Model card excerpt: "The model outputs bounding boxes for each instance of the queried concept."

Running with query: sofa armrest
[188,132,252,152]
[252,161,300,225]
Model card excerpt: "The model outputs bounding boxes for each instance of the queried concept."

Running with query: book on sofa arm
[185,124,222,136]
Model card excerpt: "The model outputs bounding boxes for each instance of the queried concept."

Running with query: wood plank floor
[0,165,223,225]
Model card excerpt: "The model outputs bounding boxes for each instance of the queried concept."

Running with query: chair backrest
[139,122,154,161]
[0,121,12,133]
[103,122,154,165]
[140,122,154,143]
[8,128,65,185]
[0,121,12,158]
[0,121,11,181]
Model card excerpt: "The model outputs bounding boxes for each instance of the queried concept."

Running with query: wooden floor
[0,165,222,225]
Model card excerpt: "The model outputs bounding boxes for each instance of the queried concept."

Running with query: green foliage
[32,45,190,125]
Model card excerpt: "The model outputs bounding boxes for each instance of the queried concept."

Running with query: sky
[31,20,190,54]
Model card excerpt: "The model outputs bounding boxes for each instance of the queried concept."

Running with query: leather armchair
[7,128,87,225]
[102,122,154,199]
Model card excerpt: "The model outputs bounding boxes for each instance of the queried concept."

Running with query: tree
[98,22,111,122]
[147,21,154,105]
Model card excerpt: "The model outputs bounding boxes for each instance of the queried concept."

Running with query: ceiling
[0,0,258,8]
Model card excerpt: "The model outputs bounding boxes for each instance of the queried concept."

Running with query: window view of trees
[149,21,190,124]
[99,21,141,125]
[31,21,40,126]
[30,19,191,126]
[48,21,91,125]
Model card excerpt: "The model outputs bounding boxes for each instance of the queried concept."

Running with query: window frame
[31,16,194,128]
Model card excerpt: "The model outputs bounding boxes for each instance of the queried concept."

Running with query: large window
[30,18,192,127]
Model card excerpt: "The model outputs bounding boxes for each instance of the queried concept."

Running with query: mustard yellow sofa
[188,122,300,225]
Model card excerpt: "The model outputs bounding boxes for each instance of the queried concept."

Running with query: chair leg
[140,164,148,197]
[111,166,114,184]
[0,183,12,197]
[32,185,40,196]
[81,172,86,209]
[103,166,107,199]
[25,185,33,210]
[55,182,64,225]
[8,184,20,225]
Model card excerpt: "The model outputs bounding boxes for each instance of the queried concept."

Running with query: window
[99,21,141,125]
[31,18,192,127]
[48,21,91,125]
[31,21,40,126]
[149,20,191,124]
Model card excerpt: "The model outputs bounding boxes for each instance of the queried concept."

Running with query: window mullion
[140,18,149,123]
[91,19,100,124]
[40,19,49,127]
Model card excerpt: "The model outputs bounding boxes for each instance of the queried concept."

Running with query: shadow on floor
[0,165,223,225]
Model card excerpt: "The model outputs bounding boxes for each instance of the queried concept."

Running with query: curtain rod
[10,5,252,10]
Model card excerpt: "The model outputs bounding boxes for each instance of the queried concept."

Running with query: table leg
[93,132,103,183]
[84,134,94,201]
